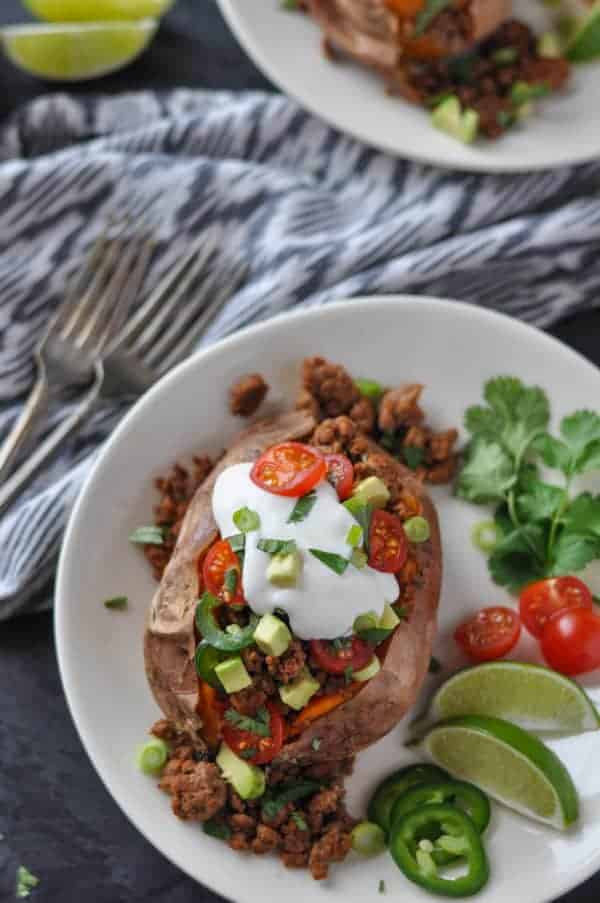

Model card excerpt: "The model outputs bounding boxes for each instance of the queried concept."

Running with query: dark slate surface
[1,1,599,900]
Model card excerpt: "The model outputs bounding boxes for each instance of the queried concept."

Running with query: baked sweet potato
[144,418,441,761]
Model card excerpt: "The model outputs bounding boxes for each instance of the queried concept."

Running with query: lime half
[1,21,157,82]
[24,0,174,21]
[423,715,579,831]
[567,1,600,61]
[431,661,600,734]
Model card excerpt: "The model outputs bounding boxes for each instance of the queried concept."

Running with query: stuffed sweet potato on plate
[142,356,454,877]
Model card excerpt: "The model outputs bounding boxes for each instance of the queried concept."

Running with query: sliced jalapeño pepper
[194,640,227,689]
[391,780,491,836]
[195,591,258,652]
[389,804,489,897]
[367,764,449,835]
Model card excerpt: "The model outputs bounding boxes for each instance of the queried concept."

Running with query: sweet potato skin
[275,439,441,764]
[144,410,316,737]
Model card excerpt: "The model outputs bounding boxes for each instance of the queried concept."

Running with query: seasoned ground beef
[302,356,360,417]
[159,748,227,822]
[229,373,269,417]
[378,384,424,433]
[389,19,570,140]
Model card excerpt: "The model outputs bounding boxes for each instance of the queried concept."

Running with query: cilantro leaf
[402,446,425,470]
[517,481,564,522]
[488,524,546,591]
[288,491,317,524]
[224,707,271,737]
[456,437,516,504]
[203,819,232,840]
[16,866,39,899]
[561,410,600,459]
[531,433,571,472]
[561,493,600,537]
[551,531,600,576]
[262,781,322,819]
[257,538,297,556]
[465,377,549,460]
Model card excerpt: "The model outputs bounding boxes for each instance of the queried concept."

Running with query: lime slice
[1,21,157,81]
[23,0,174,21]
[423,715,579,830]
[430,661,600,734]
[566,1,600,60]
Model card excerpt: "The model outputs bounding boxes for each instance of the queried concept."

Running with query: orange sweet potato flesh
[143,410,316,738]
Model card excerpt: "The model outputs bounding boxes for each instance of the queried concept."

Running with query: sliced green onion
[129,525,164,545]
[223,568,238,595]
[233,506,260,533]
[404,516,430,543]
[288,490,317,524]
[355,378,384,403]
[227,533,246,553]
[353,612,379,633]
[346,524,363,547]
[351,548,368,570]
[471,519,501,553]
[137,738,169,775]
[257,538,297,556]
[103,596,128,610]
[491,46,518,65]
[351,821,386,857]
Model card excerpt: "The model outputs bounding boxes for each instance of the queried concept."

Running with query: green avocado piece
[351,476,390,509]
[214,656,252,693]
[266,549,302,587]
[254,613,292,657]
[279,667,320,711]
[216,743,266,800]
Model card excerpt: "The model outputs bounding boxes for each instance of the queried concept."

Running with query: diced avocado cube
[353,656,381,683]
[431,96,479,144]
[537,31,562,58]
[353,611,379,634]
[254,613,292,657]
[216,743,266,800]
[351,476,390,510]
[379,602,401,631]
[278,667,320,711]
[214,656,252,693]
[266,549,302,587]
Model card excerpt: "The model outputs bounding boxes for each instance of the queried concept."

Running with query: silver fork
[0,228,154,483]
[0,235,247,516]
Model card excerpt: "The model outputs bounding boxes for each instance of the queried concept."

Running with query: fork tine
[60,237,123,342]
[94,237,155,353]
[150,259,248,374]
[50,236,107,335]
[120,236,217,358]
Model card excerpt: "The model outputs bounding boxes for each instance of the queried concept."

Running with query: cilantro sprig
[457,377,600,591]
[224,706,271,737]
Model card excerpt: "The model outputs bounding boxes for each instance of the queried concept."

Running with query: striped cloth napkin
[1,89,600,620]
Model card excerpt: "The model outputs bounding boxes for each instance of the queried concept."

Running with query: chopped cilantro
[288,490,318,524]
[309,548,349,575]
[103,596,128,610]
[16,866,39,899]
[257,538,297,556]
[224,707,271,737]
[402,446,425,471]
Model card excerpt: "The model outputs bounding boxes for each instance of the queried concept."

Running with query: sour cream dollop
[212,462,398,640]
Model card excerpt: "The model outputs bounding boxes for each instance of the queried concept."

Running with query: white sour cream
[212,462,398,640]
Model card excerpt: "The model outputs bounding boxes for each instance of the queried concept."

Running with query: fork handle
[0,363,104,518]
[0,369,51,483]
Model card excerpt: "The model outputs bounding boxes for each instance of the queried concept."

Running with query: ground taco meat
[229,372,269,417]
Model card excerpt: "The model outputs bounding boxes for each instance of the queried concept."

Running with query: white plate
[56,297,600,903]
[217,0,600,173]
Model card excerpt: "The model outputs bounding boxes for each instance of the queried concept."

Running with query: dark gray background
[1,1,599,901]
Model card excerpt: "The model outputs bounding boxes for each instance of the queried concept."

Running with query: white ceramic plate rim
[55,296,600,903]
[217,0,600,174]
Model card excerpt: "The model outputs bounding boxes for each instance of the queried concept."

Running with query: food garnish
[129,524,164,545]
[16,866,39,900]
[103,595,128,610]
[308,548,350,575]
[287,490,317,523]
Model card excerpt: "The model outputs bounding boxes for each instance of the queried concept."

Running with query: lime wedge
[430,662,600,734]
[566,1,600,60]
[423,715,579,830]
[23,0,173,21]
[1,21,157,82]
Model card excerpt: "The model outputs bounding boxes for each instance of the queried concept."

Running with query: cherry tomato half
[454,606,521,663]
[324,453,354,501]
[202,539,245,606]
[222,701,284,765]
[368,510,408,573]
[250,442,326,497]
[310,637,373,675]
[519,576,593,639]
[541,608,600,676]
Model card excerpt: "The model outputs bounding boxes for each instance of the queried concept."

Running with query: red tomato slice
[202,539,245,606]
[368,510,408,573]
[454,606,521,663]
[222,701,284,765]
[250,442,326,497]
[541,608,600,676]
[519,576,593,639]
[310,637,373,675]
[324,453,354,501]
